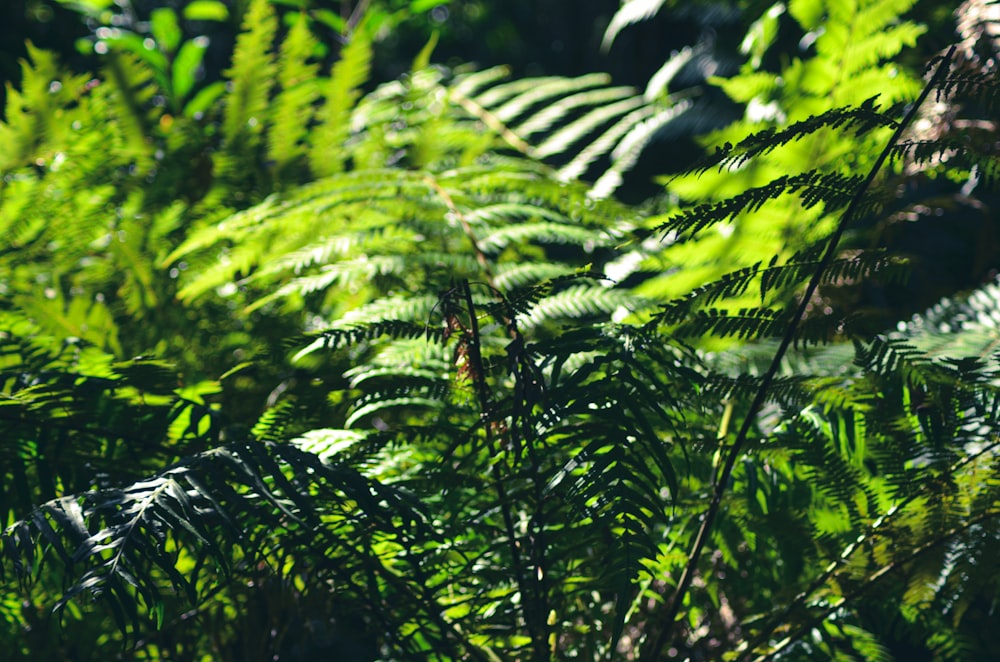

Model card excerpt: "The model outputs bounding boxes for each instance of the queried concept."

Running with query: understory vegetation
[1,0,999,659]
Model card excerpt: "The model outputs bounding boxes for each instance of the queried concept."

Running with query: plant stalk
[640,46,957,661]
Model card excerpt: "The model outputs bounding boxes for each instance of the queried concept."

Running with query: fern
[602,0,671,52]
[633,0,926,315]
[267,13,322,183]
[450,66,699,195]
[2,1,999,659]
[309,25,372,177]
[0,45,92,171]
[219,0,277,150]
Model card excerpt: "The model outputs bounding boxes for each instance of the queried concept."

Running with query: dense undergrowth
[1,0,999,659]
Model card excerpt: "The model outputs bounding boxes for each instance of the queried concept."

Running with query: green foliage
[1,0,999,659]
[634,0,927,310]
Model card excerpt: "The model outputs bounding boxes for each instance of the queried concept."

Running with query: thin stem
[449,89,535,155]
[458,280,549,659]
[425,175,496,283]
[737,435,1000,660]
[752,507,998,662]
[640,46,957,661]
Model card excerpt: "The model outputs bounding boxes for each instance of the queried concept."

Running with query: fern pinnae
[7,0,997,652]
[260,252,484,311]
[101,51,158,168]
[590,100,695,198]
[751,507,999,662]
[219,0,277,150]
[267,15,321,179]
[671,307,788,341]
[170,170,436,292]
[841,23,928,74]
[493,74,616,124]
[252,223,422,278]
[938,71,1000,110]
[478,221,615,254]
[345,393,448,429]
[742,277,1000,662]
[461,75,558,110]
[641,47,961,661]
[534,97,650,160]
[692,99,898,175]
[449,65,512,100]
[656,171,865,243]
[521,286,643,329]
[295,296,441,355]
[512,85,639,138]
[0,46,97,169]
[557,105,659,181]
[601,0,669,52]
[463,202,568,225]
[296,320,442,355]
[493,262,580,290]
[309,28,372,177]
[651,262,768,326]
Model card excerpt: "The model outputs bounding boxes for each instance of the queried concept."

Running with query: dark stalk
[640,47,957,661]
[752,508,996,661]
[459,279,549,660]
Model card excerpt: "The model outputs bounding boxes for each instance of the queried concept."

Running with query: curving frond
[1,440,457,652]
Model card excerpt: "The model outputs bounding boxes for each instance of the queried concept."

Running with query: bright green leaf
[172,36,209,103]
[150,7,183,53]
[182,0,229,22]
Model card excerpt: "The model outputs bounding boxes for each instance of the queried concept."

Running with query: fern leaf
[556,105,657,181]
[491,73,613,125]
[590,101,694,198]
[523,286,643,328]
[536,98,651,160]
[310,29,372,177]
[657,172,864,242]
[601,0,669,51]
[220,0,277,149]
[513,85,638,138]
[267,14,321,179]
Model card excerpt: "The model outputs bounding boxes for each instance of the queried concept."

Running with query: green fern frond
[691,100,896,174]
[0,318,214,529]
[449,65,511,99]
[491,74,614,124]
[295,301,440,360]
[297,319,440,354]
[5,0,998,657]
[478,221,616,253]
[0,44,92,170]
[448,64,702,195]
[249,252,482,313]
[657,172,865,242]
[555,105,659,182]
[590,102,695,198]
[601,0,669,51]
[521,286,642,328]
[309,28,372,177]
[652,249,905,327]
[100,51,159,168]
[514,85,639,138]
[533,97,650,160]
[219,0,277,149]
[252,223,423,276]
[493,262,581,289]
[670,306,787,340]
[267,14,321,181]
[1,440,438,642]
